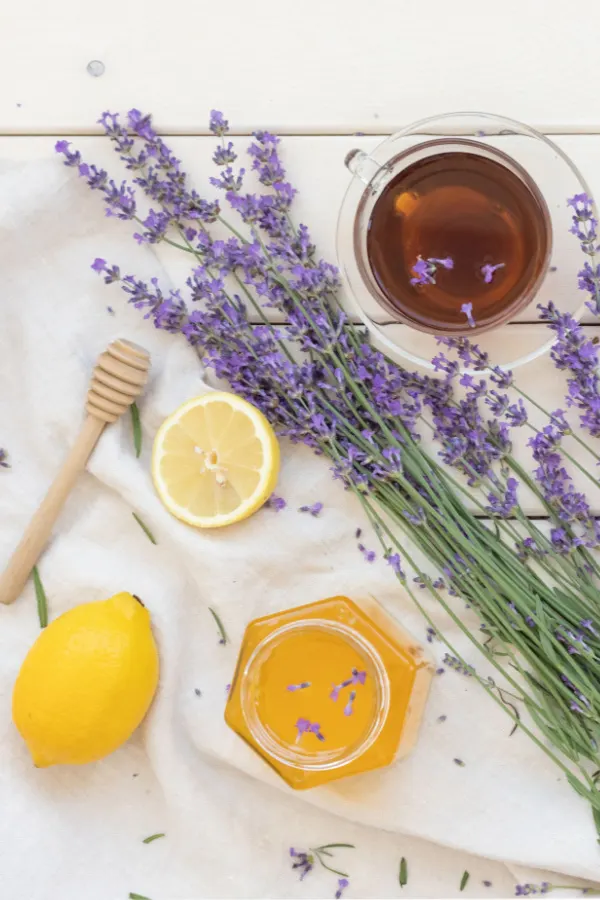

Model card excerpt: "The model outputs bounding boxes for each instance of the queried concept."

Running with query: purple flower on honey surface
[453,758,466,767]
[335,878,349,899]
[461,302,476,329]
[299,502,324,517]
[287,681,311,692]
[343,691,357,716]
[0,448,10,469]
[289,848,314,880]
[309,722,325,741]
[331,668,366,702]
[481,262,505,284]
[266,494,286,511]
[410,255,453,286]
[295,718,325,742]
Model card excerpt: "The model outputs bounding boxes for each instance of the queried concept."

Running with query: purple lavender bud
[481,262,505,283]
[411,255,452,286]
[209,110,229,136]
[343,691,357,717]
[335,878,350,899]
[461,302,476,329]
[287,682,311,692]
[266,494,286,511]
[309,722,325,741]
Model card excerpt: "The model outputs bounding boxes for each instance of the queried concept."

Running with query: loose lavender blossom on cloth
[57,110,600,839]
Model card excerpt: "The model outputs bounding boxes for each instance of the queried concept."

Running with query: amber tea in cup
[364,146,551,334]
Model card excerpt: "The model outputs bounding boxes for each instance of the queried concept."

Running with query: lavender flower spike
[295,718,325,742]
[209,110,229,137]
[481,262,505,284]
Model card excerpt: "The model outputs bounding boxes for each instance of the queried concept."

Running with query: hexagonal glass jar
[225,595,433,789]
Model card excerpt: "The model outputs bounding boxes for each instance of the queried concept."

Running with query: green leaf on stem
[316,843,355,850]
[32,566,48,628]
[399,857,408,887]
[132,512,157,545]
[130,402,142,458]
[208,607,229,645]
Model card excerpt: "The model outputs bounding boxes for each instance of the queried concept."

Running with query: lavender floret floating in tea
[57,110,600,839]
[481,262,506,284]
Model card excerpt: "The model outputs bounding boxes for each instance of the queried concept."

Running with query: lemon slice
[152,392,280,528]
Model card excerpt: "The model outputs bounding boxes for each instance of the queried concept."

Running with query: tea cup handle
[344,149,389,189]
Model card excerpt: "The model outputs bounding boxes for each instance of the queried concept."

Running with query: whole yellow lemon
[13,592,159,767]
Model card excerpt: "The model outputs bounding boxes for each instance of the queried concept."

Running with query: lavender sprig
[289,844,355,882]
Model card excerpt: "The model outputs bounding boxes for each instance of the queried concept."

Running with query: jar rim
[240,617,390,771]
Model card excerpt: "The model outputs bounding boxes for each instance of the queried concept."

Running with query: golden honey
[225,596,433,789]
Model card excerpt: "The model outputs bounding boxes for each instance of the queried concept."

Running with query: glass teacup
[336,112,593,371]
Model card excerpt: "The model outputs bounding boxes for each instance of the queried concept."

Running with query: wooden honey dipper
[0,338,151,606]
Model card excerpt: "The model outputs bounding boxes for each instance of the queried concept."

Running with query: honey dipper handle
[0,415,106,606]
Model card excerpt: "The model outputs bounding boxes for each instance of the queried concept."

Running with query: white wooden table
[3,2,600,896]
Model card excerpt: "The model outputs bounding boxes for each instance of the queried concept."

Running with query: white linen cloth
[0,144,597,900]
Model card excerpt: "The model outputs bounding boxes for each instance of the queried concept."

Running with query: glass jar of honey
[225,596,433,789]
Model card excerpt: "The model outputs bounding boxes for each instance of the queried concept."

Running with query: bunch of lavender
[57,110,600,836]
